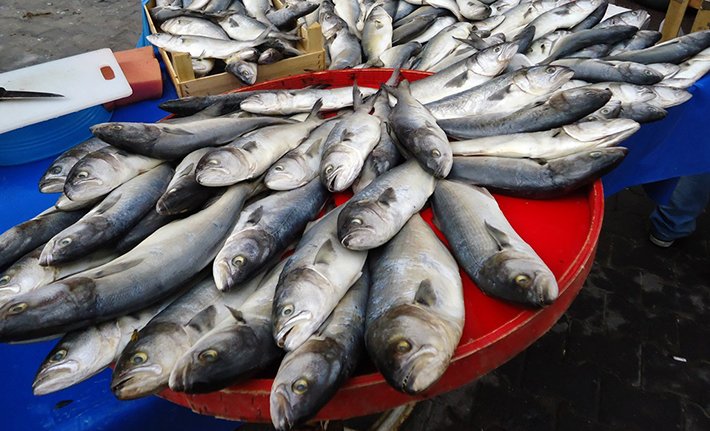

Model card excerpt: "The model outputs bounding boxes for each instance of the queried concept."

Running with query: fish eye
[431,149,441,158]
[514,274,532,288]
[493,46,501,53]
[0,275,10,285]
[206,159,220,166]
[395,339,412,353]
[601,108,610,114]
[589,151,602,158]
[281,304,294,317]
[59,237,72,247]
[644,70,652,75]
[292,378,309,394]
[130,352,148,365]
[76,171,89,179]
[274,165,284,172]
[545,66,556,74]
[167,187,177,194]
[50,349,67,362]
[198,349,219,363]
[350,218,362,226]
[7,302,28,315]
[110,124,123,131]
[324,165,334,175]
[232,255,246,266]
[50,166,62,175]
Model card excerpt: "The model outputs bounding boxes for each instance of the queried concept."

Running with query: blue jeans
[650,173,710,241]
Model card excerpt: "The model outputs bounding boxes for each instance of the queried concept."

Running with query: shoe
[649,233,674,248]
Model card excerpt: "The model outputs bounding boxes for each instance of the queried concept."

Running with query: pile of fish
[147,0,320,83]
[3,3,710,427]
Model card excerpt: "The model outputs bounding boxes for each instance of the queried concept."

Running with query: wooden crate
[144,0,326,97]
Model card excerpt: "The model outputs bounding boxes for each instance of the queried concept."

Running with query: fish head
[595,100,622,120]
[111,322,189,399]
[519,66,574,95]
[337,197,393,250]
[63,153,121,201]
[195,148,246,187]
[265,156,311,190]
[33,327,108,395]
[409,130,453,178]
[652,87,692,107]
[615,83,656,103]
[0,260,45,307]
[320,146,363,192]
[213,229,274,291]
[623,10,651,28]
[618,63,664,85]
[479,249,559,307]
[646,63,680,78]
[39,158,76,193]
[366,304,456,394]
[156,176,206,215]
[553,87,612,112]
[273,267,333,351]
[239,93,283,114]
[227,61,257,86]
[39,218,104,266]
[459,1,490,20]
[468,42,518,76]
[270,338,344,430]
[632,103,667,121]
[90,123,162,149]
[168,317,276,393]
[574,147,628,175]
[563,118,640,144]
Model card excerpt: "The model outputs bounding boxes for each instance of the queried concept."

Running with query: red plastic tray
[159,69,604,422]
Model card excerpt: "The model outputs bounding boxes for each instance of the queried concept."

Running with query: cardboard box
[144,0,326,97]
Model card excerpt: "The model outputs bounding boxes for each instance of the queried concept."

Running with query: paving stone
[599,372,683,431]
[556,402,612,431]
[641,311,681,352]
[677,318,710,361]
[683,401,710,431]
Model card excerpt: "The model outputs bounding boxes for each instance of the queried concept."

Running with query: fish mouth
[322,165,348,192]
[38,243,56,266]
[275,311,313,350]
[0,284,22,300]
[270,385,295,430]
[213,259,236,292]
[340,227,376,250]
[39,178,64,194]
[33,360,80,395]
[398,345,441,394]
[111,364,164,399]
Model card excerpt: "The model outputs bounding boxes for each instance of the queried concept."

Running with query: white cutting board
[0,49,133,134]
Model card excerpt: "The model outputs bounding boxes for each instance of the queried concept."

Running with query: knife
[0,87,65,100]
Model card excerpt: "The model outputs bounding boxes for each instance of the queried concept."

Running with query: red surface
[159,69,605,422]
[107,47,163,109]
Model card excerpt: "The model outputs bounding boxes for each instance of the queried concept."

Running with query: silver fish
[368,41,422,68]
[607,30,662,56]
[156,148,216,215]
[39,138,109,194]
[595,9,650,30]
[618,102,667,123]
[648,86,692,108]
[40,165,174,266]
[362,5,393,63]
[416,22,474,72]
[521,0,603,41]
[273,205,368,352]
[270,271,368,430]
[266,0,320,29]
[213,178,328,291]
[457,0,491,21]
[337,160,436,250]
[239,86,377,115]
[551,58,664,85]
[218,14,301,41]
[192,57,215,77]
[115,208,180,254]
[161,16,230,39]
[327,25,364,69]
[604,30,710,65]
[226,59,258,85]
[334,0,361,37]
[147,31,270,59]
[366,213,464,394]
[432,180,558,306]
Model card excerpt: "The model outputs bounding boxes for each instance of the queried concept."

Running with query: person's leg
[649,172,710,246]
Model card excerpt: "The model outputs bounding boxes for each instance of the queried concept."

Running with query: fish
[319,86,381,192]
[158,90,266,116]
[409,41,519,104]
[449,118,639,159]
[32,297,173,395]
[391,11,442,45]
[239,86,377,115]
[524,30,571,64]
[426,65,574,120]
[490,0,521,15]
[259,48,285,64]
[203,0,233,14]
[226,59,258,85]
[39,165,174,266]
[192,57,215,77]
[39,138,109,194]
[218,14,302,42]
[551,58,664,85]
[337,160,436,250]
[607,30,661,55]
[407,16,458,45]
[438,87,612,139]
[115,208,181,254]
[111,274,260,400]
[213,178,327,291]
[146,31,271,59]
[168,261,285,393]
[457,0,491,21]
[644,63,681,79]
[0,180,260,342]
[470,14,506,31]
[648,86,692,108]
[567,43,612,59]
[333,0,361,37]
[156,148,217,216]
[196,101,324,186]
[493,0,575,38]
[604,30,710,65]
[63,146,163,202]
[618,102,667,123]
[243,0,273,25]
[365,213,464,394]
[540,25,638,63]
[362,5,393,62]
[387,81,452,177]
[415,22,474,72]
[265,120,339,191]
[569,0,608,31]
[662,47,710,86]
[91,114,294,160]
[0,207,86,271]
[432,180,559,306]
[161,16,230,40]
[267,0,320,29]
[270,272,368,430]
[272,205,368,352]
[448,148,627,198]
[579,99,622,122]
[521,0,604,41]
[595,9,650,30]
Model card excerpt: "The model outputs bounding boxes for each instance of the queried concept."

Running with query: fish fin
[241,140,259,153]
[161,126,194,136]
[414,279,437,307]
[444,70,471,88]
[313,239,336,266]
[225,305,246,324]
[353,81,363,110]
[306,98,323,121]
[377,187,397,206]
[92,193,122,215]
[130,329,139,343]
[176,162,195,178]
[246,206,264,225]
[253,25,273,47]
[487,85,512,101]
[453,36,485,50]
[92,258,143,279]
[185,305,218,333]
[484,221,513,251]
[385,68,401,87]
[305,138,324,156]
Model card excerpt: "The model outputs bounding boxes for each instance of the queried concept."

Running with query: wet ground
[4,1,709,430]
